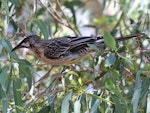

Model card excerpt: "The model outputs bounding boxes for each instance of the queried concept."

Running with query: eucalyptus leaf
[0,66,9,92]
[2,39,19,60]
[34,19,49,39]
[103,31,116,50]
[64,0,83,9]
[2,98,7,113]
[105,54,116,67]
[13,78,22,113]
[74,100,81,113]
[38,106,51,113]
[61,93,72,113]
[132,70,142,113]
[18,59,33,91]
[87,93,114,104]
[144,51,150,57]
[9,0,20,7]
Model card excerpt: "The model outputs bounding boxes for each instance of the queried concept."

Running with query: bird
[12,33,145,65]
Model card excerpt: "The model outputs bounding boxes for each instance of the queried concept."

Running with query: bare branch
[38,0,79,35]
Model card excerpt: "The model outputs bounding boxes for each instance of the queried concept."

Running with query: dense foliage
[0,0,150,113]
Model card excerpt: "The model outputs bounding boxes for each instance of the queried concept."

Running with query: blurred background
[0,0,150,113]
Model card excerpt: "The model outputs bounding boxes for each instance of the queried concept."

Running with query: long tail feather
[95,33,146,47]
[115,33,146,42]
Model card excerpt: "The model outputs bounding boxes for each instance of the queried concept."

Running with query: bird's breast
[33,50,88,65]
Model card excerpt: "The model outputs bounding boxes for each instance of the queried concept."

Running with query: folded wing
[44,36,103,59]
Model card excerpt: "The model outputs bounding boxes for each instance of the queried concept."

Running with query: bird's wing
[44,36,103,59]
[44,37,71,59]
[69,36,103,49]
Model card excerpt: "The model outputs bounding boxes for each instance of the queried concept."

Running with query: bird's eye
[30,44,34,48]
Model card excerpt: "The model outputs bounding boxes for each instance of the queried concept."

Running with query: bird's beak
[12,42,30,52]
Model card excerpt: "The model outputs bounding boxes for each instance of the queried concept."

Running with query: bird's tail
[95,33,146,47]
[114,33,145,42]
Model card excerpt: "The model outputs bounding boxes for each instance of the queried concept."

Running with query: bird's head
[12,35,41,51]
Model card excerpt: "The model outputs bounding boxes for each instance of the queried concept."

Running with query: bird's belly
[36,52,88,65]
[37,53,65,65]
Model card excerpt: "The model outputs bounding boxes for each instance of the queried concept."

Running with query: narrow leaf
[132,70,142,113]
[18,59,33,91]
[144,51,150,57]
[9,0,20,7]
[64,1,83,9]
[91,100,101,113]
[87,93,114,104]
[34,19,48,39]
[13,78,22,113]
[38,106,51,113]
[0,66,9,91]
[105,54,116,67]
[61,93,72,113]
[88,44,99,50]
[103,31,116,50]
[2,39,19,60]
[1,0,9,22]
[147,94,150,113]
[2,98,7,113]
[74,100,81,113]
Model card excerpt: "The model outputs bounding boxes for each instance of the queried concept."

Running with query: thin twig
[39,0,66,25]
[9,17,26,36]
[34,65,54,87]
[48,0,62,21]
[56,0,79,35]
[39,0,79,35]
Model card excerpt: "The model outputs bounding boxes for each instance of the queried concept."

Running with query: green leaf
[87,93,114,104]
[2,98,7,113]
[9,0,20,7]
[48,95,56,104]
[5,65,13,94]
[66,71,78,77]
[105,54,116,67]
[0,66,9,92]
[112,69,120,80]
[117,46,126,53]
[34,19,49,39]
[141,78,150,107]
[111,96,123,113]
[64,0,83,9]
[16,79,25,92]
[74,100,81,113]
[144,51,150,57]
[132,70,142,113]
[91,100,101,113]
[147,93,150,113]
[1,0,9,22]
[88,44,99,50]
[103,31,116,50]
[61,93,72,113]
[38,106,51,113]
[18,59,33,91]
[2,39,19,60]
[105,78,124,100]
[13,78,22,113]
